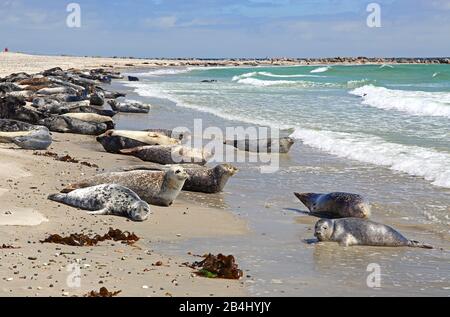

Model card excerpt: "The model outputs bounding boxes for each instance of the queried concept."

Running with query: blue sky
[0,0,449,58]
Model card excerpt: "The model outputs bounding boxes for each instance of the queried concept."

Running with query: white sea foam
[236,78,299,87]
[310,66,331,73]
[127,81,450,189]
[291,129,450,189]
[129,68,193,77]
[232,71,324,82]
[350,85,450,118]
[380,64,394,69]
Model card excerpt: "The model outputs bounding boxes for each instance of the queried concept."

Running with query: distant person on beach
[4,48,9,52]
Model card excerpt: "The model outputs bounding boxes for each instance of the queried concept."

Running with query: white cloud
[143,16,178,29]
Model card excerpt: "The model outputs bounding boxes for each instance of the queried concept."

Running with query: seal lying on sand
[49,184,150,222]
[120,145,213,165]
[62,113,115,130]
[39,115,109,135]
[62,166,189,207]
[224,137,295,154]
[109,100,150,113]
[294,192,371,219]
[144,129,191,142]
[314,218,433,248]
[96,130,180,154]
[122,163,238,194]
[0,119,52,150]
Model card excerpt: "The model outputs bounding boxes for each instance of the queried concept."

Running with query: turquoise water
[117,64,450,296]
[126,64,450,188]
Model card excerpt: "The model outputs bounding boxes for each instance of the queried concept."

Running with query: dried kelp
[33,151,99,168]
[40,228,140,247]
[85,287,121,298]
[0,244,20,249]
[190,254,243,280]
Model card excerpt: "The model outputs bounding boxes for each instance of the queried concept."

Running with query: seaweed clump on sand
[40,228,140,247]
[1,244,20,249]
[190,254,243,280]
[33,151,99,168]
[85,287,122,298]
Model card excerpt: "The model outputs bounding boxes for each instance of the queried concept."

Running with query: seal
[314,218,433,248]
[39,115,109,135]
[108,100,150,113]
[144,129,191,142]
[62,166,189,207]
[48,184,150,222]
[62,113,115,130]
[96,130,181,154]
[225,137,295,154]
[0,119,52,150]
[122,163,238,194]
[120,145,212,165]
[294,192,371,219]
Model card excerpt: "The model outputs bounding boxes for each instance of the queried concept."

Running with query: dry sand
[0,52,249,297]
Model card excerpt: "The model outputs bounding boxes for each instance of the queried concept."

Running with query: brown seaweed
[40,228,140,247]
[33,151,98,168]
[85,287,121,297]
[189,254,243,280]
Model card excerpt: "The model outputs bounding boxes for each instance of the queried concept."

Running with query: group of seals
[0,119,52,150]
[122,163,239,194]
[294,191,431,249]
[49,184,150,222]
[61,166,189,207]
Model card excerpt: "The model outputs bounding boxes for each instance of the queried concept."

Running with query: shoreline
[2,52,449,77]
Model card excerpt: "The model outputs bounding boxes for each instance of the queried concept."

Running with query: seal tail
[408,240,434,249]
[48,193,67,203]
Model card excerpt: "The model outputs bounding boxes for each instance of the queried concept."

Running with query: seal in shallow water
[62,166,189,207]
[294,192,371,219]
[39,115,109,135]
[122,163,238,194]
[314,218,433,248]
[224,137,295,154]
[48,184,150,222]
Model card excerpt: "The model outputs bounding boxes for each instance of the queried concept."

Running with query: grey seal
[96,130,180,154]
[108,100,150,113]
[294,192,371,219]
[0,119,52,150]
[62,166,189,207]
[122,163,238,194]
[120,145,212,165]
[48,184,150,222]
[314,218,433,248]
[225,137,295,154]
[39,115,109,135]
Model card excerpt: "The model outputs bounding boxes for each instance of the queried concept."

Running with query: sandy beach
[0,52,252,297]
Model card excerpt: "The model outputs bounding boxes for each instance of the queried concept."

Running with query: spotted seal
[48,184,150,222]
[294,192,371,219]
[62,166,189,207]
[314,218,433,248]
[122,163,238,193]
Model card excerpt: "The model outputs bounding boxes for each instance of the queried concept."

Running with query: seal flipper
[48,193,67,203]
[87,208,109,216]
[408,240,434,249]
